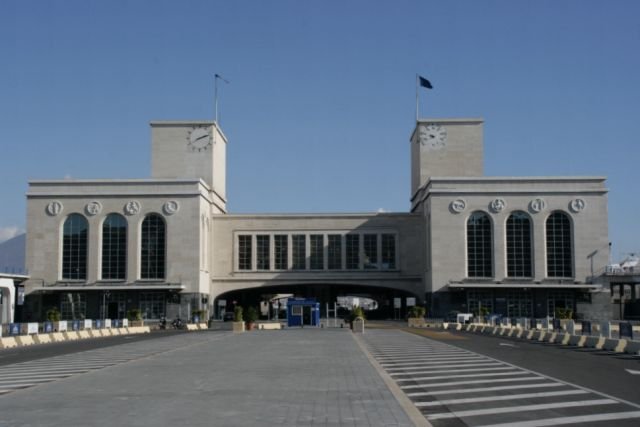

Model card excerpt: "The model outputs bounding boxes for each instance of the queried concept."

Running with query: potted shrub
[407,306,426,327]
[348,306,366,329]
[46,307,61,332]
[555,307,574,330]
[127,308,143,327]
[232,306,245,333]
[245,306,258,330]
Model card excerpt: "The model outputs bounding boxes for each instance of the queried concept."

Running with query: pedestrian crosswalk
[0,332,229,396]
[362,330,640,427]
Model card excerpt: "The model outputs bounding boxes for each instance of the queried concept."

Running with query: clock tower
[150,121,227,200]
[410,118,484,197]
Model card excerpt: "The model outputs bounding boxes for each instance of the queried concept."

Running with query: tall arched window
[102,214,127,280]
[467,212,493,278]
[546,211,573,277]
[506,211,532,277]
[62,214,88,280]
[140,214,166,279]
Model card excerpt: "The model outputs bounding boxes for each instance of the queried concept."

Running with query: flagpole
[214,75,219,123]
[415,74,419,122]
[214,73,230,124]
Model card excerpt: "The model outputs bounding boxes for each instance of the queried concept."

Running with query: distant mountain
[0,233,26,275]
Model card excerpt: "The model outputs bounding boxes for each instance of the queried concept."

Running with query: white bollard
[600,322,611,338]
[565,320,575,336]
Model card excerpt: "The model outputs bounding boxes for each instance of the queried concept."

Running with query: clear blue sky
[1,0,638,259]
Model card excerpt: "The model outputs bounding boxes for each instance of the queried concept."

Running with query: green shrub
[234,305,243,322]
[46,307,61,322]
[349,306,366,322]
[555,307,573,319]
[474,307,490,316]
[407,306,426,318]
[127,308,142,321]
[245,306,258,323]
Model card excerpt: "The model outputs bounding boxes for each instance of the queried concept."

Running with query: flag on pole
[419,76,433,89]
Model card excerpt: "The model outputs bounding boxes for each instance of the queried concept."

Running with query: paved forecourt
[0,329,415,427]
[361,329,640,427]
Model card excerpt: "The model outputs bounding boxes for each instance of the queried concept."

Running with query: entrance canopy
[447,283,602,290]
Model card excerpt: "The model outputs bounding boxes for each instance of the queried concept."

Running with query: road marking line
[406,382,564,397]
[376,354,473,361]
[626,369,640,375]
[386,362,502,371]
[396,371,530,382]
[475,411,640,427]
[390,367,515,376]
[382,358,489,367]
[0,379,50,386]
[427,399,617,420]
[0,372,80,379]
[373,350,470,357]
[0,364,117,373]
[401,376,546,389]
[380,357,485,365]
[414,389,589,407]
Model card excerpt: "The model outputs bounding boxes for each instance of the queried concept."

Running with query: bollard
[565,320,575,335]
[619,322,633,340]
[600,322,612,339]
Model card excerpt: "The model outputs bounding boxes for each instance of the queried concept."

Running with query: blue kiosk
[286,298,320,327]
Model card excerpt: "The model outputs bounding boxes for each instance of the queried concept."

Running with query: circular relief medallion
[46,201,63,216]
[490,198,506,213]
[124,200,141,216]
[450,199,467,213]
[163,200,179,215]
[570,198,586,213]
[85,201,102,216]
[529,198,547,213]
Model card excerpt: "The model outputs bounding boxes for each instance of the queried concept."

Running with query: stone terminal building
[22,116,612,321]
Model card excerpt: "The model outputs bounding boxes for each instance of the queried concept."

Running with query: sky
[0,0,639,259]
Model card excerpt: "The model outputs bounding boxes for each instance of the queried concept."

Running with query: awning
[447,283,602,290]
[27,282,185,294]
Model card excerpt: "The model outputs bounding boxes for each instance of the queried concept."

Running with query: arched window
[467,212,493,278]
[102,214,127,280]
[546,211,573,277]
[62,214,88,280]
[140,214,166,279]
[506,211,532,277]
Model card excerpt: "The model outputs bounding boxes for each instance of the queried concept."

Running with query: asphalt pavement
[418,328,640,406]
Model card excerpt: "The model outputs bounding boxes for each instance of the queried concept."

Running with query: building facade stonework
[22,118,612,322]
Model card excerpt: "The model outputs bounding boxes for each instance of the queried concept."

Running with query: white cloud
[0,226,24,243]
[377,208,387,213]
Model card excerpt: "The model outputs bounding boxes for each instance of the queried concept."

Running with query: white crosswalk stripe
[0,332,229,396]
[362,329,640,426]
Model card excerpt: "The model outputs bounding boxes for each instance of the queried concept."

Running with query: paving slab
[0,329,415,427]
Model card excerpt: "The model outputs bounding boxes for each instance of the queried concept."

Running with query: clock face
[418,124,447,149]
[187,126,212,151]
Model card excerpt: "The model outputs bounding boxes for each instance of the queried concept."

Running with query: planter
[128,320,144,327]
[232,321,245,333]
[407,317,426,328]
